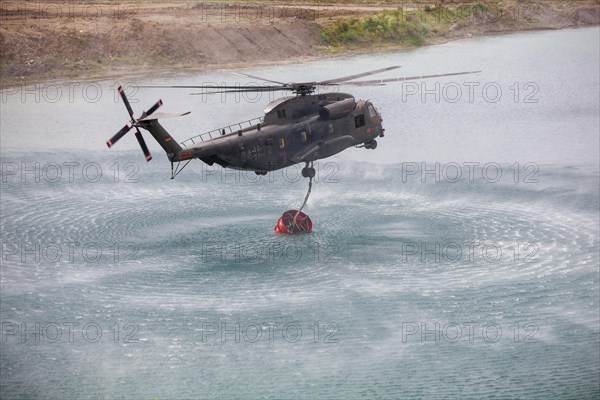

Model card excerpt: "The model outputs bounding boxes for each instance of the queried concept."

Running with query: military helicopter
[107,66,479,179]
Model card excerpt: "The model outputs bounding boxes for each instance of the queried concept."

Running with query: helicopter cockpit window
[367,105,377,118]
[354,114,365,128]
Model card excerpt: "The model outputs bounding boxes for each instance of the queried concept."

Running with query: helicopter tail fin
[137,117,187,161]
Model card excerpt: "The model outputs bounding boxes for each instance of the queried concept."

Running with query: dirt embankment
[0,1,598,86]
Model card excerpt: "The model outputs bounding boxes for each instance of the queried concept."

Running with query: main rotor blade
[134,128,152,162]
[118,85,135,118]
[315,82,385,87]
[106,123,132,148]
[233,72,286,85]
[319,66,402,84]
[341,70,481,86]
[190,86,292,95]
[137,85,287,90]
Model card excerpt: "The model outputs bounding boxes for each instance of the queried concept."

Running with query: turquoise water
[1,27,599,399]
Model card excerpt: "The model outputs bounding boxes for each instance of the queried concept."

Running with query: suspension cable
[291,161,313,229]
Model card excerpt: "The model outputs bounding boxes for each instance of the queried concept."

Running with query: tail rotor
[106,85,163,162]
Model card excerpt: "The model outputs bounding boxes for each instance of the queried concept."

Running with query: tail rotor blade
[106,123,132,148]
[145,99,163,117]
[118,85,135,119]
[134,128,153,162]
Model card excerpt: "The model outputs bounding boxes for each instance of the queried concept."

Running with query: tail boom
[137,119,183,161]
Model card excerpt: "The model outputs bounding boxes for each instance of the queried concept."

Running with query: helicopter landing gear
[365,140,378,149]
[301,162,315,178]
[254,170,268,175]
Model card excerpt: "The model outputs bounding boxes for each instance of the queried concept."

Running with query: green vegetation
[318,2,507,49]
[320,9,429,48]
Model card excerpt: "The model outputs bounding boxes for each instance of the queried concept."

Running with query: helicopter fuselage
[167,92,384,173]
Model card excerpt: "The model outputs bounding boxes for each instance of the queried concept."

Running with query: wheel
[365,140,377,149]
[302,167,315,178]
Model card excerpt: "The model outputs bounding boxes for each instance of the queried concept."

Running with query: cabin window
[277,109,287,119]
[355,114,365,128]
[300,131,307,142]
[279,138,285,148]
[265,138,274,146]
[368,105,377,118]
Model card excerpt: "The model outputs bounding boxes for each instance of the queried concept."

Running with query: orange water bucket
[274,210,313,234]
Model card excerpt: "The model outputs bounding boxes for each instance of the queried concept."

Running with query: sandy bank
[1,1,598,87]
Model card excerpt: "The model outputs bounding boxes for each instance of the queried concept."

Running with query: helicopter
[107,66,479,179]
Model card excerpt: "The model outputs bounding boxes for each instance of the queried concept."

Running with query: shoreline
[1,26,594,90]
[1,1,598,88]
